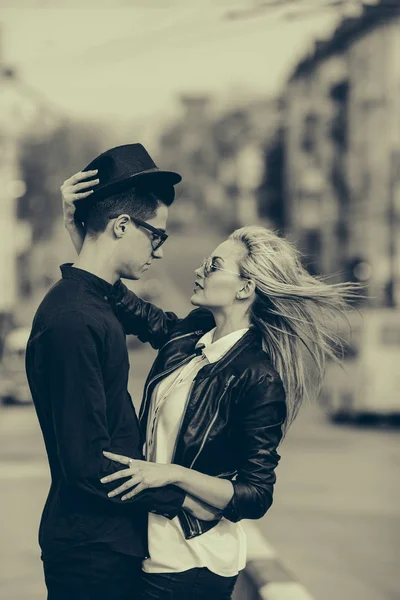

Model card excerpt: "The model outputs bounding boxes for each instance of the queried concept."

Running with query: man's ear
[236,279,256,300]
[113,215,130,238]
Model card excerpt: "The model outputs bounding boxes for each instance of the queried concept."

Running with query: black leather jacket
[114,284,287,540]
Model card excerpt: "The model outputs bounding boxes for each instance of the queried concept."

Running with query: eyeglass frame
[201,256,243,279]
[108,215,168,251]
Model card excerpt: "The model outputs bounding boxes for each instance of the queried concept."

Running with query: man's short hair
[83,187,164,236]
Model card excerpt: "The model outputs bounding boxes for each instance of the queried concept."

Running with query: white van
[321,308,400,423]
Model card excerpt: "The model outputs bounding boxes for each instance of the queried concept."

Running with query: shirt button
[104,295,108,301]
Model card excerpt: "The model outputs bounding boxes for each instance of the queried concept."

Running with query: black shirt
[26,264,185,560]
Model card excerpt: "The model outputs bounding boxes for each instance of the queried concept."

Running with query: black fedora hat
[74,143,182,221]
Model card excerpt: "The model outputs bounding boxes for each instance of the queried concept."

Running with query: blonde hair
[230,226,359,432]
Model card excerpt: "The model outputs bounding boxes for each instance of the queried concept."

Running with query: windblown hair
[230,226,360,432]
[83,187,163,236]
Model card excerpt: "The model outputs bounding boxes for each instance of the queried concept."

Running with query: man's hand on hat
[60,169,99,228]
[61,170,99,255]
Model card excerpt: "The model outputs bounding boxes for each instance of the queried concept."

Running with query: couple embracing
[26,143,355,600]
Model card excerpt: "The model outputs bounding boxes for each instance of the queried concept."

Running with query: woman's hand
[101,451,181,501]
[60,169,99,254]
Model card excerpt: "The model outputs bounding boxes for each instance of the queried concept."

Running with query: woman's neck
[211,310,251,343]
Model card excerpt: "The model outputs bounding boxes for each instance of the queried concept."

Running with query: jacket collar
[60,263,123,300]
[195,327,249,364]
[195,327,260,379]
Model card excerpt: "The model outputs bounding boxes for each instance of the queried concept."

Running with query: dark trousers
[139,568,238,600]
[43,544,142,600]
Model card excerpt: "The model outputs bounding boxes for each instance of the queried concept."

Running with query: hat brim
[74,170,181,220]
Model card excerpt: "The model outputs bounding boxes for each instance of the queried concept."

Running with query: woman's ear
[237,279,256,300]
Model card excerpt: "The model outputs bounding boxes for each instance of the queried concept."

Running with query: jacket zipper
[139,330,203,423]
[170,378,197,464]
[179,506,197,538]
[178,376,236,540]
[158,330,204,353]
[189,375,235,469]
[139,354,195,423]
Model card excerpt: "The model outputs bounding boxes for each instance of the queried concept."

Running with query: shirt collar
[195,327,249,364]
[60,263,123,300]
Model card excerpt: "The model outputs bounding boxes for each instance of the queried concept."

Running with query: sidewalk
[0,409,316,600]
[235,522,316,600]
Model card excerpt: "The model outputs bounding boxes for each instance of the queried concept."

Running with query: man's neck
[73,241,119,285]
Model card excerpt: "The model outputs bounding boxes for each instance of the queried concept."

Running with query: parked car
[0,327,31,405]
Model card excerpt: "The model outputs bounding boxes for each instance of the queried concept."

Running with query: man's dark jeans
[140,568,238,600]
[44,544,142,600]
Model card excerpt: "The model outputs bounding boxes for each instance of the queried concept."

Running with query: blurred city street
[1,2,400,600]
[1,227,399,600]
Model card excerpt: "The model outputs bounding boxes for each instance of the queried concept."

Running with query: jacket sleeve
[222,373,286,523]
[43,312,185,519]
[113,282,182,349]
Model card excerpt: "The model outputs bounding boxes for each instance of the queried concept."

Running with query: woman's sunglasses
[201,257,242,278]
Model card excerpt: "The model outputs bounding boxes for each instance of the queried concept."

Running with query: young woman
[62,172,357,600]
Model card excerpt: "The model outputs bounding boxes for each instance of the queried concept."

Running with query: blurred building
[215,96,282,231]
[157,94,217,229]
[158,92,281,232]
[284,0,400,305]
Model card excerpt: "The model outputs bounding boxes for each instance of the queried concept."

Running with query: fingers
[108,475,141,498]
[122,483,147,501]
[100,468,132,484]
[61,170,99,206]
[73,179,100,192]
[103,451,133,465]
[61,174,99,203]
[69,169,98,186]
[74,190,94,199]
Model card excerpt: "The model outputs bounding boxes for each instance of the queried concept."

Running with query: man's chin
[120,272,141,281]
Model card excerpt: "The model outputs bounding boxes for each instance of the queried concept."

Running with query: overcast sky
[1,1,340,125]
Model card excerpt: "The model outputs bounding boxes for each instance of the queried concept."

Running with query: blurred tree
[18,118,104,242]
[157,93,282,231]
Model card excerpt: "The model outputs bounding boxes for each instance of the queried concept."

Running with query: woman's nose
[153,246,164,260]
[194,265,203,277]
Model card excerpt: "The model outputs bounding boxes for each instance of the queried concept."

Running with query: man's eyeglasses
[108,215,168,251]
[202,256,242,278]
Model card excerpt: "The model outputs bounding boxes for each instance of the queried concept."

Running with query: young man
[26,144,216,600]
